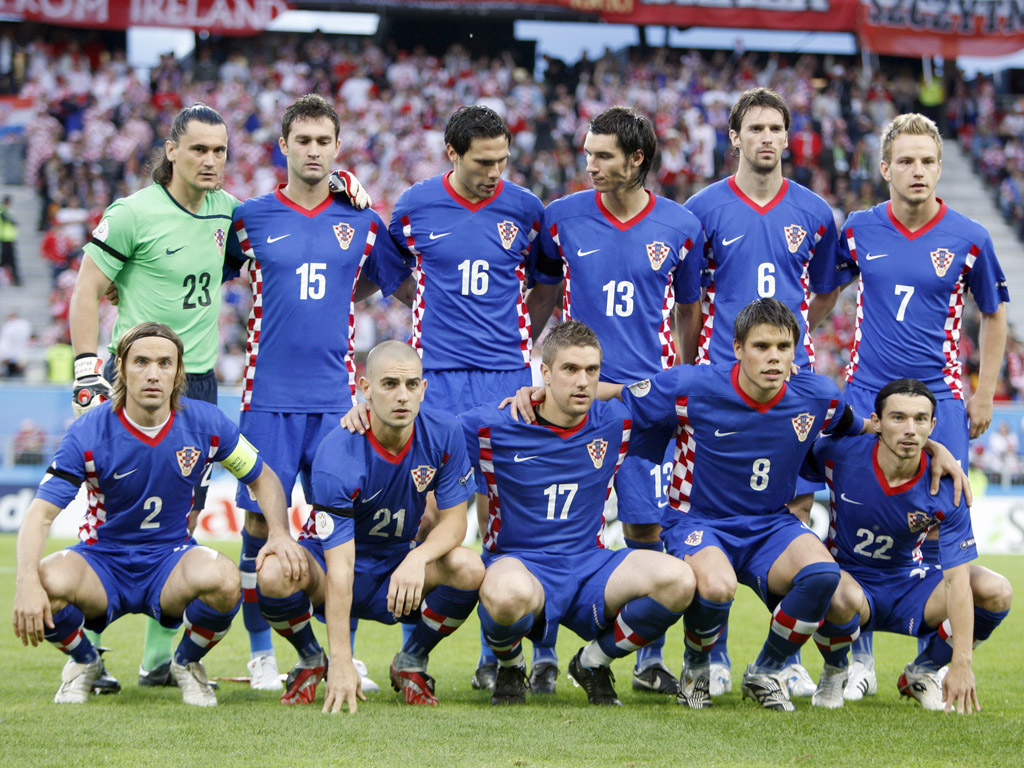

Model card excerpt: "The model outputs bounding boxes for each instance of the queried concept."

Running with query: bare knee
[438,547,484,592]
[257,554,295,598]
[976,570,1013,613]
[694,569,736,604]
[825,576,862,623]
[650,557,695,612]
[196,554,241,611]
[480,569,536,624]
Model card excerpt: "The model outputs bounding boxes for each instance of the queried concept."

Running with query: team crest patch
[214,227,226,257]
[784,224,807,254]
[685,530,704,546]
[334,222,355,251]
[497,220,519,250]
[315,510,334,538]
[587,438,609,469]
[411,465,437,492]
[907,510,934,533]
[930,247,955,277]
[791,412,815,442]
[176,446,201,477]
[628,379,651,398]
[646,241,671,270]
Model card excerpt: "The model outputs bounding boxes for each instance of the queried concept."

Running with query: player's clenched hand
[966,394,994,440]
[942,664,979,714]
[387,550,427,618]
[925,439,972,507]
[72,355,113,418]
[256,533,308,582]
[328,170,372,210]
[12,583,53,647]
[340,402,372,434]
[499,386,544,423]
[104,281,120,306]
[322,659,364,714]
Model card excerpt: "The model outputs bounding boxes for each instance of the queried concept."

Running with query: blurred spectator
[0,195,19,285]
[13,419,46,465]
[0,310,31,377]
[982,421,1024,484]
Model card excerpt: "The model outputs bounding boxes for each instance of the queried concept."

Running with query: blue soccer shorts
[852,565,946,637]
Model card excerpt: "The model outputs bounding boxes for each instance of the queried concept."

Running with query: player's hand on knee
[500,386,544,423]
[323,660,364,714]
[256,534,308,582]
[72,355,113,418]
[339,401,372,434]
[387,553,426,617]
[12,584,53,646]
[328,170,372,210]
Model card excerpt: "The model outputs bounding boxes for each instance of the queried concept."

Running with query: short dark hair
[443,105,511,157]
[589,106,657,190]
[734,298,800,346]
[728,87,791,135]
[112,322,187,412]
[875,378,937,419]
[282,94,340,141]
[150,103,227,185]
[541,320,602,368]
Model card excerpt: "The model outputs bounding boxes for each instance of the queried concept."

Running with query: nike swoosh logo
[513,454,539,463]
[840,493,864,505]
[722,236,744,246]
[113,469,138,479]
[657,500,669,508]
[165,246,185,255]
[363,488,383,503]
[429,232,451,240]
[241,554,257,562]
[267,234,291,244]
[714,429,738,437]
[864,252,888,260]
[577,248,600,257]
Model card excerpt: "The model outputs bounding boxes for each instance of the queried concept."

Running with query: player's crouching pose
[258,341,483,713]
[808,379,1012,713]
[12,323,304,706]
[467,321,695,706]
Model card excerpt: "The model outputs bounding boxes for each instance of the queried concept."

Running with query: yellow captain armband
[221,435,260,479]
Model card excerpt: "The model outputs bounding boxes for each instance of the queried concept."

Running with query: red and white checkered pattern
[798,249,815,368]
[267,604,313,637]
[668,397,696,513]
[478,427,502,553]
[769,605,821,645]
[612,612,650,653]
[940,247,977,400]
[696,251,717,365]
[79,450,107,544]
[824,459,839,557]
[420,604,466,636]
[937,618,981,649]
[241,257,264,412]
[684,626,723,654]
[53,626,85,654]
[658,273,677,371]
[183,616,230,651]
[550,224,572,321]
[843,229,864,383]
[813,624,860,652]
[241,570,258,606]
[402,216,427,359]
[598,421,632,548]
[514,257,531,366]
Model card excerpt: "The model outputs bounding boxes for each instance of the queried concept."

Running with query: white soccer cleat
[171,660,217,707]
[844,659,878,701]
[782,662,816,698]
[811,664,848,709]
[353,658,379,693]
[897,664,944,711]
[677,663,712,709]
[247,654,283,691]
[54,658,103,704]
[740,664,795,712]
[709,662,732,696]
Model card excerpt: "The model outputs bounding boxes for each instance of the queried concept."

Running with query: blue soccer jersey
[840,201,1009,400]
[307,408,476,556]
[233,187,406,413]
[621,364,855,521]
[809,433,977,577]
[684,177,844,370]
[535,190,704,381]
[459,401,632,556]
[35,399,262,547]
[388,173,545,371]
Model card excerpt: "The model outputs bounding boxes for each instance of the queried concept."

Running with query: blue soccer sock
[174,597,240,666]
[851,630,874,664]
[45,604,99,664]
[401,620,415,646]
[754,561,839,673]
[478,626,498,666]
[708,621,731,667]
[239,528,274,657]
[683,594,732,667]
[532,641,558,666]
[913,607,1009,670]
[813,616,861,669]
[400,586,477,667]
[596,595,683,661]
[259,591,322,664]
[623,538,669,670]
[478,604,533,667]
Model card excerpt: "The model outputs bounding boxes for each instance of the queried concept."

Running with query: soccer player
[807,379,1012,712]
[465,320,695,706]
[256,341,483,711]
[837,113,1009,700]
[528,106,704,695]
[229,94,406,694]
[681,87,847,697]
[11,323,305,706]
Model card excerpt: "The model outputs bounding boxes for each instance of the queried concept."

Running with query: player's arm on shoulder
[500,385,545,423]
[353,271,381,303]
[69,255,116,415]
[321,540,363,713]
[923,439,971,507]
[807,287,840,332]
[940,561,979,714]
[13,498,63,646]
[525,280,562,343]
[968,304,1007,439]
[673,299,701,365]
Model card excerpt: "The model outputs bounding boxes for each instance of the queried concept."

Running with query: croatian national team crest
[685,530,704,546]
[213,228,226,257]
[646,241,670,271]
[907,510,934,533]
[587,438,609,469]
[497,220,519,250]
[411,465,437,493]
[784,224,807,254]
[791,412,815,442]
[930,247,955,277]
[176,446,201,477]
[334,222,355,251]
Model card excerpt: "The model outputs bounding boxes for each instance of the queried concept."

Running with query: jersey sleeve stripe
[46,466,83,485]
[312,502,356,518]
[89,237,130,263]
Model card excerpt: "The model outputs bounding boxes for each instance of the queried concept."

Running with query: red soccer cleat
[389,657,438,706]
[281,653,327,705]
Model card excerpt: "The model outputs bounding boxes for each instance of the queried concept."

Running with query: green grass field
[2,536,1022,767]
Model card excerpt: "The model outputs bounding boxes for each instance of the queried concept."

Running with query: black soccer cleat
[632,662,679,695]
[470,662,498,691]
[568,649,622,706]
[491,664,529,705]
[529,662,559,695]
[91,648,121,695]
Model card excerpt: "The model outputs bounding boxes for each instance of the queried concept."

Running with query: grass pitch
[1,537,1022,767]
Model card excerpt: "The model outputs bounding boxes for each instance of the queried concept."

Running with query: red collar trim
[885,199,947,240]
[731,364,787,413]
[367,424,415,464]
[728,176,788,215]
[274,185,333,218]
[537,411,589,438]
[442,171,502,212]
[872,442,927,495]
[595,190,655,231]
[117,408,175,447]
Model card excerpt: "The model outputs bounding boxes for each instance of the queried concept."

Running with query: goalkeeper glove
[73,354,113,418]
[328,170,372,210]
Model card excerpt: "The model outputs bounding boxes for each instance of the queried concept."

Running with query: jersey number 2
[182,273,212,309]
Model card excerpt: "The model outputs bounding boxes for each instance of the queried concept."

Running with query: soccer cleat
[529,662,559,695]
[782,662,816,698]
[897,665,944,711]
[170,661,217,707]
[281,653,327,705]
[91,649,121,695]
[55,658,103,704]
[740,664,795,712]
[138,661,175,687]
[677,663,712,709]
[812,664,848,709]
[247,654,283,691]
[709,662,732,696]
[844,659,877,701]
[389,657,438,706]
[353,658,379,693]
[632,662,679,695]
[470,662,498,691]
[492,664,529,705]
[568,649,622,706]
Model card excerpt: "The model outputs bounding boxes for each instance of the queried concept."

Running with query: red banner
[858,0,1024,58]
[0,0,291,36]
[580,0,858,32]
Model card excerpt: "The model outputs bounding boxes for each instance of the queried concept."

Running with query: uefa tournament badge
[646,241,670,271]
[497,220,519,250]
[334,222,355,251]
[315,510,335,538]
[411,465,437,492]
[176,446,201,477]
[930,247,954,277]
[784,224,807,254]
[791,412,815,442]
[214,227,226,257]
[587,438,609,469]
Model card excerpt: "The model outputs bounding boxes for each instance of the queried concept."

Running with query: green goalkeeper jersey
[84,183,240,373]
